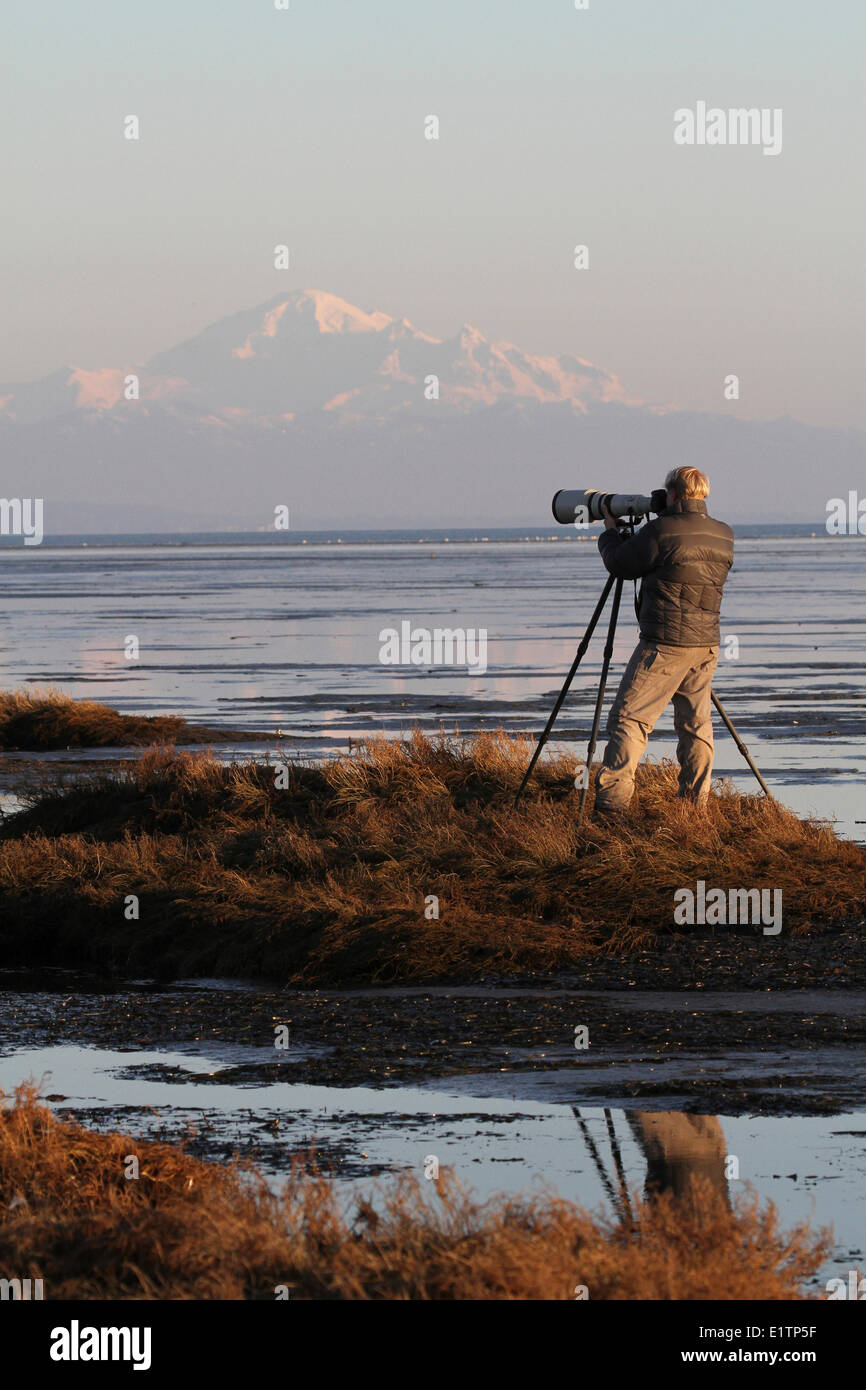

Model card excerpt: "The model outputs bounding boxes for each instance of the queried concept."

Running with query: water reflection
[628,1111,729,1209]
[576,1107,729,1213]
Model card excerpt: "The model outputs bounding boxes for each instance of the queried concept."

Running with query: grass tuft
[0,686,266,749]
[0,728,862,984]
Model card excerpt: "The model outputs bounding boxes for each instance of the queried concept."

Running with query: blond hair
[665,466,709,501]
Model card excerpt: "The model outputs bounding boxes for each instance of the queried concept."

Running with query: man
[594,466,734,815]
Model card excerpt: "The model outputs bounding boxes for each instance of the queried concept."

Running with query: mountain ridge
[0,289,630,425]
[0,290,859,529]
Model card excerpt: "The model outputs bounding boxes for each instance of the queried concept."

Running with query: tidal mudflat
[0,531,863,838]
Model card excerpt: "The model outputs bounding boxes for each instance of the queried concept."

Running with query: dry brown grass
[0,686,261,749]
[0,1087,830,1300]
[0,730,862,983]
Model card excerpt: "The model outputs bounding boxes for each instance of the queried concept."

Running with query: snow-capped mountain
[0,291,859,530]
[0,290,628,426]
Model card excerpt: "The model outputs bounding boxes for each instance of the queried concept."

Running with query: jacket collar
[664,499,708,516]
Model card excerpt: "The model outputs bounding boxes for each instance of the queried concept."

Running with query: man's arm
[597,517,660,579]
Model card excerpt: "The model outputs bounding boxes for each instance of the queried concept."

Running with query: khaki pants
[595,640,718,811]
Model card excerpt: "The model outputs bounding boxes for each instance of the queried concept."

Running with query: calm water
[0,528,863,838]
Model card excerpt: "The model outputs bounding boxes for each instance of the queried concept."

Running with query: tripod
[513,559,771,816]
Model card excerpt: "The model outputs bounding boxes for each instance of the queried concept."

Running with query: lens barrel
[551,489,655,525]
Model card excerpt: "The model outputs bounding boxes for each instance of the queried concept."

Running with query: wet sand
[2,533,865,839]
[3,968,865,1116]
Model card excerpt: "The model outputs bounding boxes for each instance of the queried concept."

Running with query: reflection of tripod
[514,554,771,816]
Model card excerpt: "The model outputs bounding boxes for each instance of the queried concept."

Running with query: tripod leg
[513,574,616,807]
[710,690,772,798]
[572,1107,622,1214]
[577,577,624,821]
[604,1108,634,1225]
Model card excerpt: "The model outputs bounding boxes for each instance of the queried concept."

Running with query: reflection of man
[594,466,734,816]
[627,1111,730,1210]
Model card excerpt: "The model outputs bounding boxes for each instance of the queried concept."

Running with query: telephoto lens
[551,488,660,525]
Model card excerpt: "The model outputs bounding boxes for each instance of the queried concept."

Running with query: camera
[551,488,668,525]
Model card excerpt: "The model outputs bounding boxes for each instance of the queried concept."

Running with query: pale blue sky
[1,0,863,424]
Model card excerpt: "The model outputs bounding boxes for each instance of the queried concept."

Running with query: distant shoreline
[0,523,850,550]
